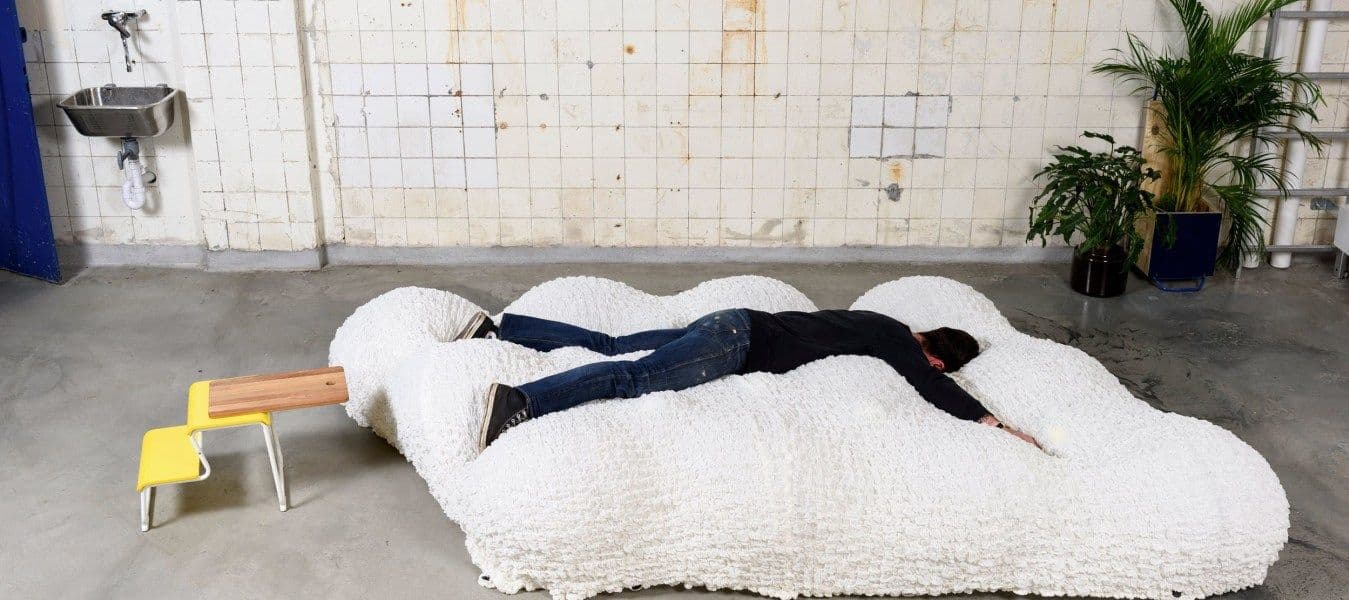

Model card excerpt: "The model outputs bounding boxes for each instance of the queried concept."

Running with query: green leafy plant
[1093,0,1324,271]
[1027,132,1160,268]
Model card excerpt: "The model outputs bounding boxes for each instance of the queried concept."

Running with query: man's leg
[516,309,751,418]
[480,310,750,448]
[478,309,752,449]
[498,313,690,355]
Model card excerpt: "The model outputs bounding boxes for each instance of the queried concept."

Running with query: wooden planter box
[1135,99,1226,291]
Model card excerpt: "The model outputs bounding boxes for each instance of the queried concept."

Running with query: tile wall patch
[333,62,498,191]
[850,95,950,159]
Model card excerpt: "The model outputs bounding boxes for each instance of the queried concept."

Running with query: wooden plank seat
[208,366,348,418]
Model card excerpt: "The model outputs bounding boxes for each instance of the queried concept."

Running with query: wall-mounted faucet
[101,10,146,72]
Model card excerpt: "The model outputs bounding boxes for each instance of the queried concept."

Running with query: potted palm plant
[1094,0,1324,290]
[1027,132,1160,298]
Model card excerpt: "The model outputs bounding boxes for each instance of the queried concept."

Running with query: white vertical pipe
[1270,0,1330,268]
[1245,12,1303,268]
[122,158,147,210]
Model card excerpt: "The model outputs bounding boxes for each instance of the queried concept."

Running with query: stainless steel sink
[59,84,178,138]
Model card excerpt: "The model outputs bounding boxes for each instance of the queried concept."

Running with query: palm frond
[1166,0,1214,58]
[1211,184,1267,270]
[1211,0,1299,54]
[1093,34,1166,97]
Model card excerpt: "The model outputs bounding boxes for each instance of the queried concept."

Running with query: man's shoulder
[761,308,909,331]
[847,309,909,328]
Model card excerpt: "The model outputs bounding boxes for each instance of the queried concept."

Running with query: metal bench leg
[260,423,288,512]
[140,487,153,532]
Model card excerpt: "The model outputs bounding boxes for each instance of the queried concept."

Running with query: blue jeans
[499,309,752,417]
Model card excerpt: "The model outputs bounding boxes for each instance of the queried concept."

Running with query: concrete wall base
[57,243,1074,271]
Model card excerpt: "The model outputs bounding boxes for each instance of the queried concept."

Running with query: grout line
[747,2,758,247]
[874,0,891,245]
[651,1,660,246]
[618,0,629,247]
[809,0,825,247]
[685,3,693,246]
[554,0,566,245]
[584,0,596,245]
[519,0,532,245]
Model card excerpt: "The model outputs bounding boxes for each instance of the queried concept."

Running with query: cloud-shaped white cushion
[329,276,1287,600]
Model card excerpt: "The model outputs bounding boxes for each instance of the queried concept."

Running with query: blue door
[0,0,57,282]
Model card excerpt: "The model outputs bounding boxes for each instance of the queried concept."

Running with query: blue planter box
[1136,210,1222,291]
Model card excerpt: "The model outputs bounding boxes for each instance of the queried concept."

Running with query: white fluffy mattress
[328,275,1287,600]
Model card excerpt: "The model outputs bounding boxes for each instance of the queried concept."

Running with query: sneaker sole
[478,383,501,452]
[456,312,488,341]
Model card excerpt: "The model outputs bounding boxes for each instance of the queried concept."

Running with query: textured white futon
[329,276,1287,600]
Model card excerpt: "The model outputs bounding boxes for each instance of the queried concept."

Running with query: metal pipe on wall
[1270,0,1330,269]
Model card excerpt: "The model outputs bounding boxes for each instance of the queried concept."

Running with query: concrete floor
[0,261,1345,599]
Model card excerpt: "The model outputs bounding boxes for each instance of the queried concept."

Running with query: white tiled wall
[176,0,320,251]
[329,61,500,192]
[17,0,1349,251]
[306,0,1348,248]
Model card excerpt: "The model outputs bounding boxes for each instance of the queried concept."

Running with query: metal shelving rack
[1254,9,1349,276]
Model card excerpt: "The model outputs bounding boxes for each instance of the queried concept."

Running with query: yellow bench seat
[137,426,201,491]
[136,368,346,532]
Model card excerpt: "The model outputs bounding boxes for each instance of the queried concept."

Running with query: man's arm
[875,344,1040,447]
[907,370,989,421]
[906,366,1042,448]
[977,414,1040,448]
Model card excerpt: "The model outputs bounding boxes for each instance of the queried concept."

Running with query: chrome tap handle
[101,11,146,72]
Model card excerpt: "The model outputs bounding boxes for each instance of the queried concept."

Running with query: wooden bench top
[208,366,348,418]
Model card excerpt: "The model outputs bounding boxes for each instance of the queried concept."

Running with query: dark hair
[921,327,980,372]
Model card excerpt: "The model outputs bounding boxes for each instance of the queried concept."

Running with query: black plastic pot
[1070,245,1128,298]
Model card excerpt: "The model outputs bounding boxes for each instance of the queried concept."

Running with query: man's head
[914,327,980,373]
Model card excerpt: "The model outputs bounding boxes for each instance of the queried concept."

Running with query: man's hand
[1003,426,1041,448]
[978,414,1041,449]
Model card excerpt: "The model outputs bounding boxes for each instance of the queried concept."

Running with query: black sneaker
[479,383,530,450]
[455,312,498,341]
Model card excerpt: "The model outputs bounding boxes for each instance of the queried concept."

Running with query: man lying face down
[458,308,1040,451]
